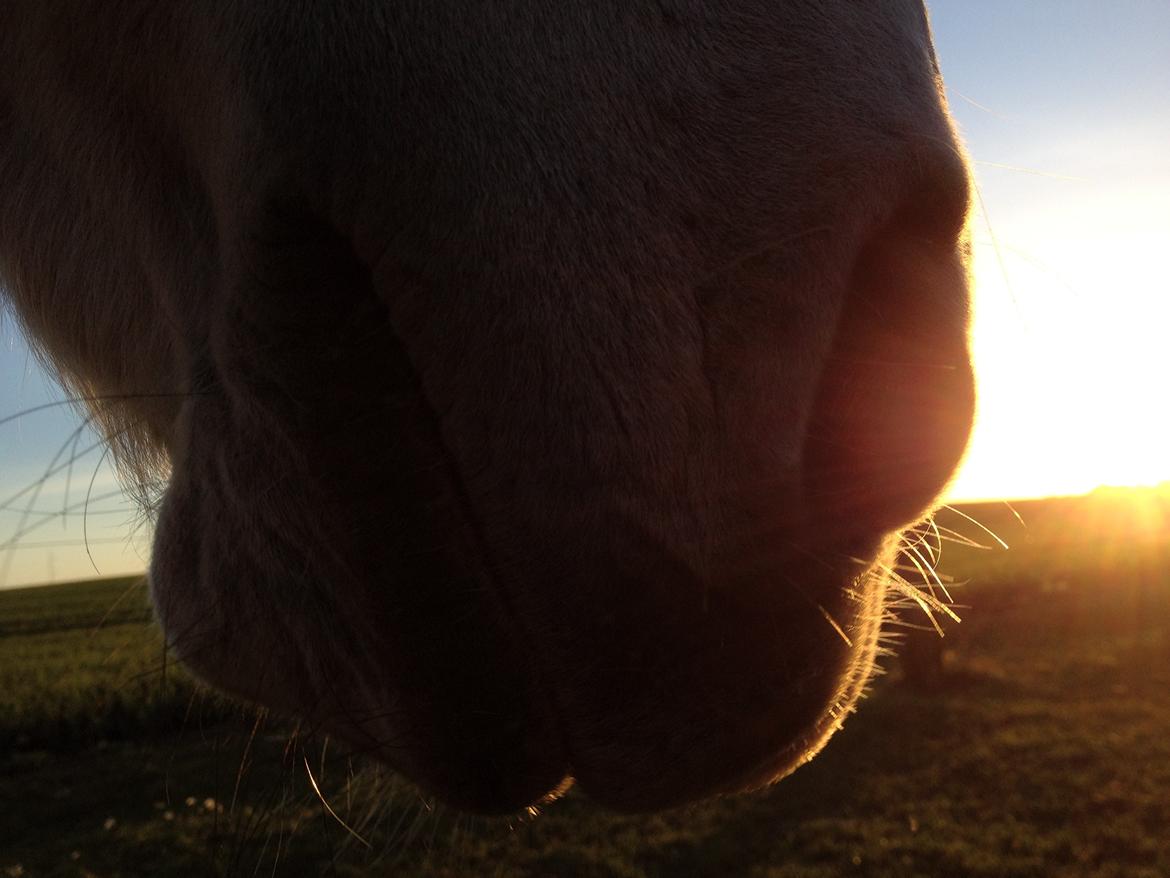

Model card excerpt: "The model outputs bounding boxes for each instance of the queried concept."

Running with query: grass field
[4,494,1170,877]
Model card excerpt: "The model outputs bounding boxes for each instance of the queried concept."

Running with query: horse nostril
[801,213,975,544]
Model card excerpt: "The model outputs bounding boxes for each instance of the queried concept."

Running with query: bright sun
[944,171,1170,503]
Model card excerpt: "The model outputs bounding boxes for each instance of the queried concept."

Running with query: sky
[927,0,1170,500]
[2,1,1169,587]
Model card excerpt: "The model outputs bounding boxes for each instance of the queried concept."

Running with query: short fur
[0,1,974,813]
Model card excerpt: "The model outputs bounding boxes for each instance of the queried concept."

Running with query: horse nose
[802,151,976,547]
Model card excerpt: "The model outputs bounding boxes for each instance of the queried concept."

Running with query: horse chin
[149,543,892,815]
[149,385,898,815]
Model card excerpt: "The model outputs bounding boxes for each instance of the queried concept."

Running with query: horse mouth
[152,400,896,815]
[147,206,972,815]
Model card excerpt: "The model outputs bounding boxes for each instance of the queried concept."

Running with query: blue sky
[3,2,1169,586]
[929,0,1170,500]
[0,328,149,587]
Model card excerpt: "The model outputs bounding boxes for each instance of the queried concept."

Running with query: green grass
[0,577,233,755]
[4,548,1170,876]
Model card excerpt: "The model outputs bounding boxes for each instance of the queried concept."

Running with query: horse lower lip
[489,530,881,809]
[151,321,913,811]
